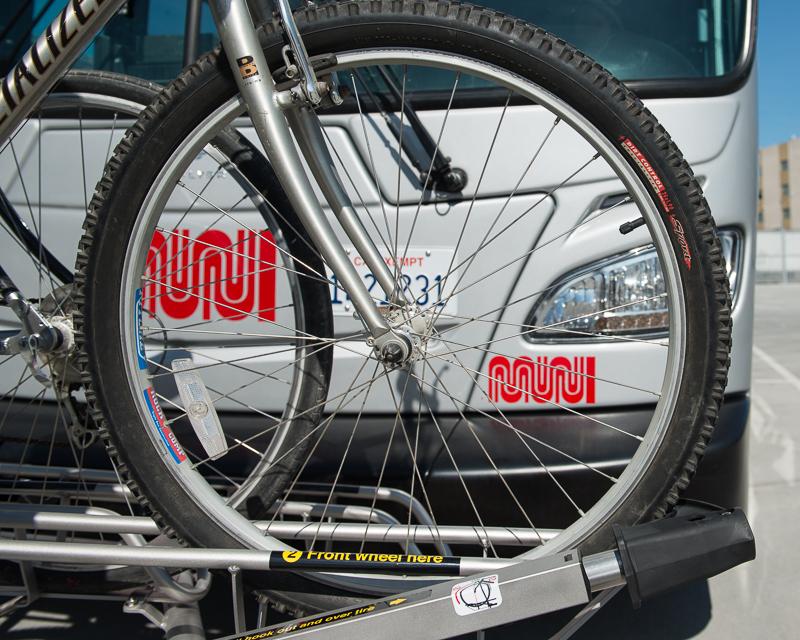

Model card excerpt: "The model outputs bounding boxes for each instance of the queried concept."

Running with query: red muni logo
[487,355,596,405]
[144,228,277,322]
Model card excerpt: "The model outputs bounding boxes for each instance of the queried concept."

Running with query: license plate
[328,248,457,316]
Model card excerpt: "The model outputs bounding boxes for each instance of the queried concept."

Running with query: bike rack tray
[0,502,755,640]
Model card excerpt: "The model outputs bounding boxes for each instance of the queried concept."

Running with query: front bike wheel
[78,1,731,609]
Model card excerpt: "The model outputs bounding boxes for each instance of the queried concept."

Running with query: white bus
[0,0,756,520]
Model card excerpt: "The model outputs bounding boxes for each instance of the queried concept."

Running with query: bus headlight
[524,228,741,341]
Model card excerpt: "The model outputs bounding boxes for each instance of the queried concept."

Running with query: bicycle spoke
[351,71,396,260]
[431,310,668,347]
[424,362,543,539]
[440,294,668,353]
[406,366,618,483]
[141,275,320,337]
[403,357,438,553]
[320,126,394,253]
[142,333,358,382]
[172,181,337,287]
[435,92,512,306]
[429,351,643,441]
[400,71,460,265]
[37,109,43,301]
[266,356,380,523]
[148,193,248,277]
[405,360,499,557]
[151,217,354,302]
[426,154,607,317]
[8,141,60,301]
[145,354,284,425]
[357,365,412,553]
[451,115,560,295]
[188,359,387,469]
[391,65,408,292]
[149,300,295,333]
[448,349,587,517]
[391,190,634,335]
[309,361,381,551]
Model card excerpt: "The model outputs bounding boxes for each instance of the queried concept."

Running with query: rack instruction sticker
[228,604,377,640]
[220,590,432,640]
[451,574,502,616]
[269,549,460,575]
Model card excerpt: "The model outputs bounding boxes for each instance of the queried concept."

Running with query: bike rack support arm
[217,552,593,640]
[212,508,754,640]
[0,507,755,639]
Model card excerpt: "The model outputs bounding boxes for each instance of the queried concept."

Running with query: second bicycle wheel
[77,1,731,607]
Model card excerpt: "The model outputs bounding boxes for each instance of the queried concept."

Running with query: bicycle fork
[209,0,414,363]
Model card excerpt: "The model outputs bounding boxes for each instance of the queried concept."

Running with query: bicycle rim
[110,48,687,595]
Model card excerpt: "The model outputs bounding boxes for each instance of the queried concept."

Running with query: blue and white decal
[135,288,147,370]
[143,387,186,464]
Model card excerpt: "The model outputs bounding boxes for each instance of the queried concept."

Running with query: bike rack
[0,462,756,640]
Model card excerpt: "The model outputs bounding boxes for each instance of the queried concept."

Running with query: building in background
[758,137,800,230]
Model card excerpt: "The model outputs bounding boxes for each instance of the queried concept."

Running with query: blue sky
[757,0,800,148]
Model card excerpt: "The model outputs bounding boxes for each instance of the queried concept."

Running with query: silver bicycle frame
[208,0,401,343]
[0,0,401,344]
[0,0,127,142]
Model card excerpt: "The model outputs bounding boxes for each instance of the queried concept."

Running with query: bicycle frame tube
[0,0,395,342]
[283,105,404,304]
[0,0,127,296]
[0,0,127,144]
[208,0,394,340]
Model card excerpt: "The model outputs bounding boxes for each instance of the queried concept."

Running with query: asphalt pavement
[1,283,798,639]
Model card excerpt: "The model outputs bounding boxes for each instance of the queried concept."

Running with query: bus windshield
[1,1,750,84]
[490,0,750,81]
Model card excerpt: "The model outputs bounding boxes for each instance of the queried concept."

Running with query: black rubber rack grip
[613,508,755,608]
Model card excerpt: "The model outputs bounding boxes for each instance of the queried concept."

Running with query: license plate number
[328,248,457,316]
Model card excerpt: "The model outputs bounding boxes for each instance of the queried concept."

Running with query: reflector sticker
[143,387,186,463]
[172,358,227,459]
[487,355,596,404]
[134,288,146,370]
[451,574,502,616]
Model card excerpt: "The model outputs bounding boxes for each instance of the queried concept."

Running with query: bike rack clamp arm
[613,507,756,608]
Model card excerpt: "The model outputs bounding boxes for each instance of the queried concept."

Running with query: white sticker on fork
[172,358,227,460]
